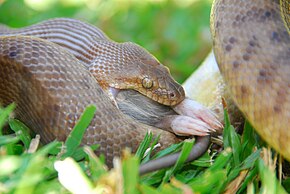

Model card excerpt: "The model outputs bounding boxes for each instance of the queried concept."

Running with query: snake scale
[0,0,289,173]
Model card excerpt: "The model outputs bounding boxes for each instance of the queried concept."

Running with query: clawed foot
[171,115,213,136]
[169,97,223,136]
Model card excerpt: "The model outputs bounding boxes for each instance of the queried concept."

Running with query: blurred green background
[0,0,213,83]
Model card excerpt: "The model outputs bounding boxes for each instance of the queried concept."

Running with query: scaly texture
[0,36,180,166]
[211,0,290,159]
[0,18,184,106]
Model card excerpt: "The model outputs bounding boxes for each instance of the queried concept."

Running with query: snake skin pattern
[0,18,184,106]
[0,36,181,166]
[211,0,290,160]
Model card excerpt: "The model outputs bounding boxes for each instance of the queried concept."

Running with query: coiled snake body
[0,0,289,171]
[0,21,187,168]
[211,0,290,160]
[0,18,214,172]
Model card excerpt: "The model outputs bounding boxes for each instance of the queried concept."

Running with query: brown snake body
[0,18,185,106]
[0,36,185,167]
[211,0,290,160]
[0,19,213,172]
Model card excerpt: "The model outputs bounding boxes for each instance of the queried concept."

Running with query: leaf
[63,105,96,157]
[258,159,287,194]
[0,134,19,146]
[9,119,32,149]
[152,142,183,160]
[123,153,139,194]
[208,148,232,171]
[139,184,160,194]
[14,155,46,194]
[0,103,15,135]
[241,121,257,159]
[189,169,227,193]
[141,134,160,164]
[135,132,153,160]
[71,144,99,161]
[223,107,241,166]
[83,146,106,181]
[162,140,194,183]
[37,141,61,157]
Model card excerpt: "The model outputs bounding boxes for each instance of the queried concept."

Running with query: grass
[1,1,289,193]
[0,104,289,194]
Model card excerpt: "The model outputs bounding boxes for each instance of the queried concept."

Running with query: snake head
[118,42,185,106]
[104,60,185,106]
[137,63,186,106]
[117,47,185,106]
[89,41,185,106]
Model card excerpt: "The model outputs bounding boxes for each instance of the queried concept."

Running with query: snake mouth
[109,80,185,106]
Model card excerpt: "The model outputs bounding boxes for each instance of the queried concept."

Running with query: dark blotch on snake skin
[232,61,240,69]
[225,45,232,52]
[242,54,250,61]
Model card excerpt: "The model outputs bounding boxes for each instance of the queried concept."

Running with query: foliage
[0,104,288,193]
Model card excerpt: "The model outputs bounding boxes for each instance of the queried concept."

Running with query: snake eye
[142,77,153,89]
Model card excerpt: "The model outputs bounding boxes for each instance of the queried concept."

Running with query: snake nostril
[169,92,176,99]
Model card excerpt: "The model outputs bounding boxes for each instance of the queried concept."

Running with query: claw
[171,115,213,136]
[173,97,223,131]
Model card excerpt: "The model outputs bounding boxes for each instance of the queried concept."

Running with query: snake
[211,0,290,160]
[0,18,185,106]
[0,0,289,173]
[0,18,216,174]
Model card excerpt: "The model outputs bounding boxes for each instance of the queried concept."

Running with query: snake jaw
[106,74,185,106]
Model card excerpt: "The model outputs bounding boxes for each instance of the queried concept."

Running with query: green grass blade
[139,184,160,194]
[9,119,32,150]
[190,152,211,167]
[258,159,287,194]
[237,166,258,194]
[14,155,46,194]
[159,184,182,194]
[223,107,241,166]
[241,121,257,159]
[240,149,261,170]
[71,144,99,161]
[189,169,227,193]
[208,148,232,171]
[135,132,153,160]
[141,134,161,164]
[162,140,194,183]
[152,142,183,159]
[83,146,106,181]
[0,134,19,146]
[229,125,242,166]
[63,105,96,157]
[37,141,61,156]
[123,154,139,194]
[282,178,290,193]
[0,103,15,135]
